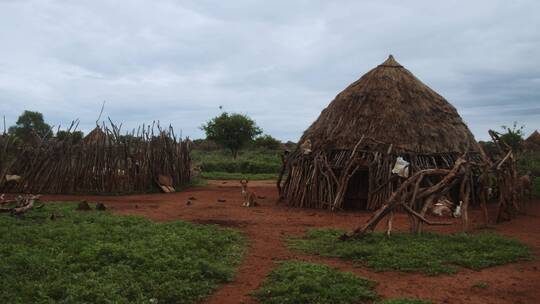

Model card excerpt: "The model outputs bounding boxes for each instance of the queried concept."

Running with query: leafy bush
[288,229,532,275]
[0,202,245,304]
[56,130,84,144]
[200,160,280,174]
[253,134,281,150]
[201,172,277,180]
[192,149,282,175]
[252,261,378,304]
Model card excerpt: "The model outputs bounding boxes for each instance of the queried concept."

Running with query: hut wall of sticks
[278,56,520,229]
[0,121,191,194]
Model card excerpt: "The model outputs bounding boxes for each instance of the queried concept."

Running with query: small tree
[8,110,52,144]
[201,112,262,158]
[253,134,281,150]
[499,122,525,152]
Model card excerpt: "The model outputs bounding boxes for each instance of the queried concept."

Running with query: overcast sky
[0,0,539,141]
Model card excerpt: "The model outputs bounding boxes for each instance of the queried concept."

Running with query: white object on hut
[391,157,409,178]
[5,174,22,182]
[453,201,463,218]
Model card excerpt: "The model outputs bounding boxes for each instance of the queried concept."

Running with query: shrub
[288,229,532,275]
[252,261,378,304]
[200,160,280,174]
[0,202,245,304]
[253,134,281,150]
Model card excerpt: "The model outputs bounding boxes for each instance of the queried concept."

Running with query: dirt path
[41,180,540,304]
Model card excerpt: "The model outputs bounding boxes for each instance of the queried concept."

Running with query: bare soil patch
[42,180,540,304]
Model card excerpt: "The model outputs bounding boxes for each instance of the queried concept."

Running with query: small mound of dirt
[76,201,91,211]
[96,203,107,211]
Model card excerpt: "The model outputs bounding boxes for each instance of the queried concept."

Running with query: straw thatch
[524,130,540,152]
[279,55,483,211]
[83,126,108,145]
[300,55,477,153]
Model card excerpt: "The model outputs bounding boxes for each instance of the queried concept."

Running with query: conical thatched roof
[300,55,477,153]
[83,126,107,144]
[524,130,540,151]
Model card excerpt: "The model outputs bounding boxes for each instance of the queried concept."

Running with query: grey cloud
[0,0,539,142]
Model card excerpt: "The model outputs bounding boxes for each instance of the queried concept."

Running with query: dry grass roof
[300,55,478,154]
[83,126,107,144]
[525,130,540,150]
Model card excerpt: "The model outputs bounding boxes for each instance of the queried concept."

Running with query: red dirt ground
[41,180,540,304]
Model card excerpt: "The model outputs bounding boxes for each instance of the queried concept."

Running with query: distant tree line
[4,110,84,145]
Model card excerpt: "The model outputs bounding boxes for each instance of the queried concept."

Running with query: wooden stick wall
[279,145,483,211]
[0,123,191,194]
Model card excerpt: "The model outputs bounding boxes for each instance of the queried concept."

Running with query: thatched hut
[278,55,481,210]
[82,126,109,145]
[524,130,540,152]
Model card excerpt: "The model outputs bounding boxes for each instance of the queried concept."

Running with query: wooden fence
[0,122,191,194]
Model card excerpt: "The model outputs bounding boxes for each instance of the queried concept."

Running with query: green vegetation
[288,229,532,275]
[201,172,277,180]
[200,112,262,159]
[252,261,378,304]
[517,151,540,197]
[499,122,525,152]
[192,148,281,180]
[8,110,52,143]
[253,134,281,150]
[0,202,245,304]
[56,130,84,144]
[379,299,433,304]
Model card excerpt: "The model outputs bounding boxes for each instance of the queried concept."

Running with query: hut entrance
[343,169,369,210]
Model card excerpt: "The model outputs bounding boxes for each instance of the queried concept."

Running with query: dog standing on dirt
[240,179,257,207]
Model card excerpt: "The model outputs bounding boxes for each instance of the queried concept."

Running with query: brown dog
[240,179,257,207]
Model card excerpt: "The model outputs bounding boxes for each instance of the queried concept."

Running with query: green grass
[0,202,246,304]
[252,261,378,304]
[201,171,277,180]
[379,299,433,304]
[288,229,532,275]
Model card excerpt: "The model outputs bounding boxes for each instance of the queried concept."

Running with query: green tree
[8,110,52,144]
[253,134,281,150]
[201,112,262,158]
[499,122,525,152]
[56,130,84,144]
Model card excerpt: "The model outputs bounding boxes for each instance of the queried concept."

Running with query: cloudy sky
[0,0,539,141]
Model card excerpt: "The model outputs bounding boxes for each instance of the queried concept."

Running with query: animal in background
[431,197,463,218]
[240,179,257,207]
[519,172,533,201]
[431,197,453,217]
